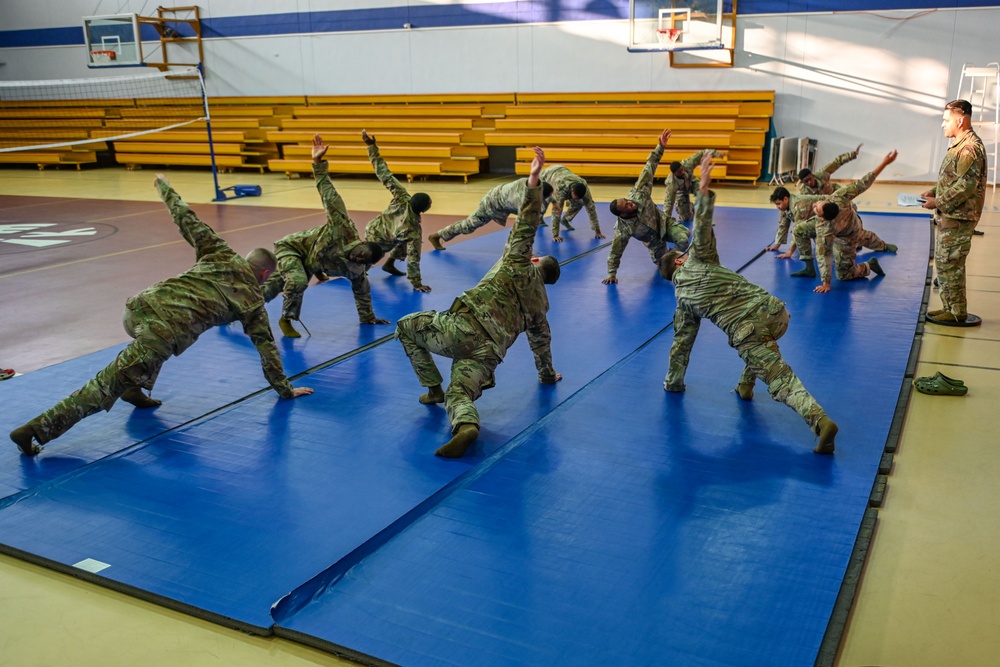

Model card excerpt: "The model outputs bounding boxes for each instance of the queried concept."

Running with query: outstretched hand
[290,387,314,398]
[855,143,863,156]
[658,129,672,148]
[882,149,898,166]
[312,134,328,163]
[528,146,545,186]
[154,172,169,186]
[362,130,376,146]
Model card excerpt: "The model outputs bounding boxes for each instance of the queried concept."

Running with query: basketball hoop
[90,50,117,65]
[656,28,683,46]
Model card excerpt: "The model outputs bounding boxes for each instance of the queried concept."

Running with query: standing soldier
[428,177,553,250]
[922,99,988,325]
[10,175,314,457]
[262,134,388,338]
[658,154,838,455]
[361,130,433,292]
[540,164,605,242]
[664,148,723,223]
[604,129,690,284]
[798,144,862,195]
[396,147,562,458]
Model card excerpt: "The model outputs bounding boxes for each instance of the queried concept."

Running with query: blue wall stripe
[1,2,997,49]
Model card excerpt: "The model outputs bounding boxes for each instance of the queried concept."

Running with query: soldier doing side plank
[658,154,839,455]
[262,134,389,337]
[396,147,562,458]
[10,175,313,457]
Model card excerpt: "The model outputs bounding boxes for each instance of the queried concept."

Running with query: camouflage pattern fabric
[929,128,987,317]
[261,161,375,322]
[437,178,541,242]
[363,143,425,288]
[396,184,557,430]
[663,149,721,222]
[26,182,294,444]
[798,148,858,196]
[666,190,827,434]
[540,165,602,238]
[607,142,691,278]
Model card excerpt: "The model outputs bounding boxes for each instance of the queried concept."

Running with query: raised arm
[154,174,226,260]
[312,134,351,225]
[503,147,545,265]
[636,129,671,196]
[688,153,720,264]
[363,130,409,200]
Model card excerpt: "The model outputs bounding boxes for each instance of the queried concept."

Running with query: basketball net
[90,50,117,65]
[656,28,683,47]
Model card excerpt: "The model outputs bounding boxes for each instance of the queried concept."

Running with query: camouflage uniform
[436,178,545,242]
[363,143,426,289]
[396,184,557,432]
[798,148,859,195]
[261,160,376,322]
[666,189,827,435]
[23,181,294,446]
[792,172,887,282]
[540,165,602,238]
[929,128,987,318]
[607,142,691,280]
[664,149,723,222]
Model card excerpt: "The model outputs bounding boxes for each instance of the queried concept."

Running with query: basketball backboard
[628,0,726,53]
[83,15,144,68]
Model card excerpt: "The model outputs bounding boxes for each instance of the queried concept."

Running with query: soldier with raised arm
[396,147,562,459]
[540,164,605,242]
[663,148,723,223]
[428,177,553,251]
[262,134,388,337]
[783,151,899,293]
[10,175,313,457]
[361,130,433,292]
[798,144,862,195]
[658,154,838,455]
[604,129,691,284]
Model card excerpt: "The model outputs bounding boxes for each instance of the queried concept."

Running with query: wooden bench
[493,91,774,182]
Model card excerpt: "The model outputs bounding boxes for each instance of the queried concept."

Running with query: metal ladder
[956,63,999,191]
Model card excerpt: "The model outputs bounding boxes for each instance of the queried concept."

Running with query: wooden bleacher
[265,94,513,182]
[494,91,774,183]
[1,90,774,183]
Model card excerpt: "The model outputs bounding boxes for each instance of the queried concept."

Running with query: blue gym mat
[0,207,929,665]
[0,210,610,501]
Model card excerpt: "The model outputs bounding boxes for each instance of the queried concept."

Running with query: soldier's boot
[867,257,885,277]
[428,233,446,251]
[790,260,816,278]
[278,318,301,338]
[10,424,42,457]
[382,259,405,276]
[120,387,162,409]
[927,308,947,318]
[435,423,479,458]
[538,220,548,227]
[883,243,898,253]
[930,312,967,323]
[419,384,445,405]
[735,383,754,401]
[813,416,838,455]
[562,221,574,231]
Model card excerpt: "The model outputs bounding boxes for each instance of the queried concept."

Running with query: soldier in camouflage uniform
[10,175,314,457]
[361,130,432,292]
[922,99,988,323]
[262,134,388,337]
[785,151,899,293]
[664,148,724,223]
[540,164,605,242]
[604,130,691,284]
[427,177,554,250]
[396,147,561,458]
[658,154,838,454]
[797,144,861,195]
